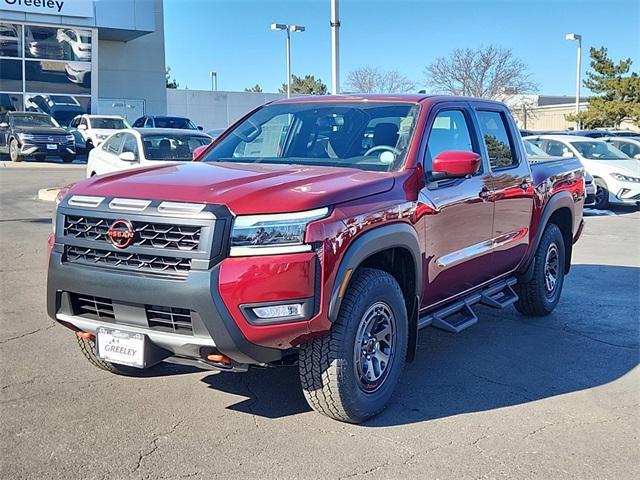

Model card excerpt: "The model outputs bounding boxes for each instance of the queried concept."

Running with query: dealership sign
[0,0,94,17]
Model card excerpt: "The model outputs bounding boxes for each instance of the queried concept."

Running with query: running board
[418,278,518,333]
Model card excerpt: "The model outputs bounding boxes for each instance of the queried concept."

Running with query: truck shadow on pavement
[200,264,639,425]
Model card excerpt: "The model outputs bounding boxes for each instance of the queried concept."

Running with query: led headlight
[18,133,36,141]
[610,173,640,183]
[229,207,329,256]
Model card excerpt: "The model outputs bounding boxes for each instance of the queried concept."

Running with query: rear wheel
[515,223,565,316]
[9,138,22,162]
[77,335,143,376]
[593,177,609,209]
[299,268,408,423]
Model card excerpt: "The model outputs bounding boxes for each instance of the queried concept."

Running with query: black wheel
[77,335,143,376]
[515,223,566,316]
[593,177,609,209]
[61,154,75,163]
[299,268,408,423]
[35,154,46,162]
[9,138,22,162]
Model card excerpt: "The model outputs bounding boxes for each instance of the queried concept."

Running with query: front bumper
[608,180,640,205]
[20,142,75,157]
[47,248,284,367]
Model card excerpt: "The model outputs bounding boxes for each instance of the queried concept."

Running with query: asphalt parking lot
[1,163,638,480]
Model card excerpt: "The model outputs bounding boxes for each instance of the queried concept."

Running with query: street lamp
[565,33,582,129]
[209,71,218,91]
[271,23,306,98]
[330,0,341,95]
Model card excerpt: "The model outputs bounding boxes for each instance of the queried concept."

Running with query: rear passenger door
[418,102,495,308]
[475,108,534,277]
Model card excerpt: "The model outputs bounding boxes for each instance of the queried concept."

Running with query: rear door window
[477,110,518,170]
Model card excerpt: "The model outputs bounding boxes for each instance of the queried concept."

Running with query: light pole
[565,33,582,129]
[209,71,218,91]
[330,0,340,95]
[271,23,305,98]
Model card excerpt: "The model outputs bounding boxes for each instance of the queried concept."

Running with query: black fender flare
[519,190,575,282]
[328,222,423,322]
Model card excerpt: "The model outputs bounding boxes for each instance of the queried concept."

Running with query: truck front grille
[65,245,191,277]
[64,215,201,251]
[145,305,193,334]
[71,294,115,321]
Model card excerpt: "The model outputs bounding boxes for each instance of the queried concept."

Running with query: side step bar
[418,278,518,333]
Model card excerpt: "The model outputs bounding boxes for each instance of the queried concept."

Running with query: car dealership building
[0,0,166,124]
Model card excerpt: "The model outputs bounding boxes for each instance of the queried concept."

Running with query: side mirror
[192,144,208,160]
[562,151,573,158]
[77,124,87,130]
[431,151,481,180]
[634,154,640,160]
[197,125,204,131]
[0,122,8,128]
[118,151,137,162]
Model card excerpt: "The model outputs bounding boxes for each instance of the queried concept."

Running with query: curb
[38,188,61,202]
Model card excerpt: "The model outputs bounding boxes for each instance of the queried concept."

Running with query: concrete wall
[167,89,287,130]
[98,0,166,115]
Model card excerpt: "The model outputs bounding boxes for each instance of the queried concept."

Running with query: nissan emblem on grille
[107,220,135,249]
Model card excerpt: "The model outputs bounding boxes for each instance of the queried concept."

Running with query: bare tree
[425,46,538,100]
[346,66,416,93]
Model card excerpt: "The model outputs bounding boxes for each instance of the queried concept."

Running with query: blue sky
[164,0,639,95]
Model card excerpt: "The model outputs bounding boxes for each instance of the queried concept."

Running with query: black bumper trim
[47,250,282,365]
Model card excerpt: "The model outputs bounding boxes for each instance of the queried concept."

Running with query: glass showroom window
[0,22,95,124]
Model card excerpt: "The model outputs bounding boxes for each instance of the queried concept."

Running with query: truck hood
[71,161,396,214]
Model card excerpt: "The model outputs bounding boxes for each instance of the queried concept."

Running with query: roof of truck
[270,94,507,105]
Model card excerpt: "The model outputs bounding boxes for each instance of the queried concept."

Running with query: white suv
[68,115,130,151]
[525,135,640,209]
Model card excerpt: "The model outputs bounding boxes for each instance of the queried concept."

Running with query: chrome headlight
[610,172,640,183]
[229,207,329,257]
[52,186,70,235]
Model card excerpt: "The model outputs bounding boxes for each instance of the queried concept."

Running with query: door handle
[479,187,491,200]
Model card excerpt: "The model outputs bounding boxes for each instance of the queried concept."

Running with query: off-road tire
[593,177,609,209]
[61,154,75,163]
[9,138,22,162]
[299,268,408,423]
[77,335,143,376]
[515,223,565,316]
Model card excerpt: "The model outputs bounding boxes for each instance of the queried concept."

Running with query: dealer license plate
[46,144,57,150]
[96,327,145,368]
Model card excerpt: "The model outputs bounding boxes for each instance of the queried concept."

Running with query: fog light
[253,303,303,319]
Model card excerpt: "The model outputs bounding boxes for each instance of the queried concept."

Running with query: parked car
[605,130,639,138]
[0,111,75,162]
[68,114,130,151]
[86,128,211,177]
[49,95,585,423]
[0,22,20,57]
[568,129,611,138]
[523,140,596,208]
[25,26,64,59]
[525,134,639,209]
[602,136,640,160]
[25,94,85,126]
[132,115,202,130]
[65,62,91,87]
[56,28,91,60]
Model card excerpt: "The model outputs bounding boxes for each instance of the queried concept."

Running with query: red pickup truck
[47,95,585,423]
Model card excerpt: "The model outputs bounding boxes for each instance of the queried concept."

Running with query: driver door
[418,103,496,308]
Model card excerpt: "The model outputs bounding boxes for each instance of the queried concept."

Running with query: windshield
[142,134,211,160]
[154,117,197,129]
[524,140,551,158]
[90,117,129,129]
[570,141,630,160]
[12,114,59,128]
[202,102,420,172]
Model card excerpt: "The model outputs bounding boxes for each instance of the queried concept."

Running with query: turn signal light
[76,331,95,340]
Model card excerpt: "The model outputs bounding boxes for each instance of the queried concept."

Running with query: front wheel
[299,268,408,423]
[61,154,75,163]
[593,177,609,209]
[515,223,566,316]
[9,138,22,162]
